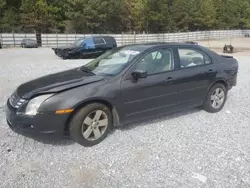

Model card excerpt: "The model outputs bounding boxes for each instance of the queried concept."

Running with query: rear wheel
[69,103,112,147]
[203,83,227,113]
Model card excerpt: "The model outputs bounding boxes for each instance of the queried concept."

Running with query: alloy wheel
[210,88,225,109]
[81,110,108,141]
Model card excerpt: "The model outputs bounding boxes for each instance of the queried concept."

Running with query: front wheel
[69,103,112,147]
[203,83,228,113]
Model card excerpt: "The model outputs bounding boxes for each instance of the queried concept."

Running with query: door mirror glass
[131,70,147,79]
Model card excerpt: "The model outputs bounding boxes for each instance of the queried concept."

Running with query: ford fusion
[5,43,238,147]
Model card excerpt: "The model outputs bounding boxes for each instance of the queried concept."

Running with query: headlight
[25,94,53,115]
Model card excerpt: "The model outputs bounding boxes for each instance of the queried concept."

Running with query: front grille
[9,91,26,109]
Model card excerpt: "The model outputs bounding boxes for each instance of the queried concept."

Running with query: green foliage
[0,7,19,31]
[1,0,250,33]
[145,0,170,32]
[20,0,59,32]
[0,0,5,8]
[65,0,125,33]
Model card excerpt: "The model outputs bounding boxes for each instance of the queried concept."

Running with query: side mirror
[131,70,147,79]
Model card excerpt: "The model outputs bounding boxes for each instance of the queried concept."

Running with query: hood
[53,44,76,50]
[16,68,106,99]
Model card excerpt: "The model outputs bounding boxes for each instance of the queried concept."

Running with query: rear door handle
[208,69,214,72]
[206,69,215,74]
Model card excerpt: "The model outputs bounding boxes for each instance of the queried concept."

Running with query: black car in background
[185,41,198,45]
[6,43,238,147]
[52,36,117,59]
[20,39,38,48]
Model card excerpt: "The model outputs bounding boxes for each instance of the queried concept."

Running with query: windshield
[73,39,84,46]
[81,46,145,76]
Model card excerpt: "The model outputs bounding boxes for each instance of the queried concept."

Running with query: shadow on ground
[112,107,202,132]
[2,106,202,146]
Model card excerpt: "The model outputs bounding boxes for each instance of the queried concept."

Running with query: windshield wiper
[80,66,94,73]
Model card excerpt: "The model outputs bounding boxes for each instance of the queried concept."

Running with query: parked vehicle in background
[20,39,38,48]
[52,36,117,59]
[223,44,234,53]
[185,41,198,45]
[5,42,238,147]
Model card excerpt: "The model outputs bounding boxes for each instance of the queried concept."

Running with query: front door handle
[208,69,214,72]
[165,77,175,83]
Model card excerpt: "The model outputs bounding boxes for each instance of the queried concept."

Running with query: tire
[203,83,228,113]
[69,103,112,147]
[62,54,68,60]
[80,53,88,59]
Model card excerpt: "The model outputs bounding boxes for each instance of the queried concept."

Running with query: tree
[125,0,147,32]
[145,0,171,33]
[212,0,250,29]
[0,0,5,8]
[20,0,59,45]
[193,0,216,30]
[234,0,250,29]
[66,0,126,33]
[0,0,6,30]
[2,0,250,34]
[170,0,195,31]
[47,0,69,32]
[0,7,20,31]
[0,0,22,32]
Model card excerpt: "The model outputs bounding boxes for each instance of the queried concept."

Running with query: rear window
[178,48,211,68]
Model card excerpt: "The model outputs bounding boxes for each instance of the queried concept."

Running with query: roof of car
[85,36,115,39]
[118,42,220,56]
[122,42,197,49]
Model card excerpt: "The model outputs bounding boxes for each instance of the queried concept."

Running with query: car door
[93,37,107,57]
[80,38,96,58]
[119,47,181,123]
[174,47,217,109]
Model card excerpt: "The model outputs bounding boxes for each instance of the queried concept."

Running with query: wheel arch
[64,99,120,133]
[203,79,228,101]
[212,79,228,90]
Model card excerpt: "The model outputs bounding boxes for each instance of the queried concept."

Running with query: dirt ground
[199,37,250,53]
[212,49,250,56]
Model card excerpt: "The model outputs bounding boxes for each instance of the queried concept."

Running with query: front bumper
[5,99,69,141]
[52,48,70,58]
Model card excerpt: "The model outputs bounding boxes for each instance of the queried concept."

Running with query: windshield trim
[73,38,85,47]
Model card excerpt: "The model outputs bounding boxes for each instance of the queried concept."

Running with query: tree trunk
[36,32,42,47]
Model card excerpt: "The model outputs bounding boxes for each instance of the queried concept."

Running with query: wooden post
[122,32,124,46]
[56,32,58,48]
[12,31,16,47]
[0,33,3,48]
[133,31,136,44]
[46,33,48,47]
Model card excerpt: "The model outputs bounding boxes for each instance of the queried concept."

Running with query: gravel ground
[0,48,250,188]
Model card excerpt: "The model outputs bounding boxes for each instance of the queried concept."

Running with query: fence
[0,30,250,48]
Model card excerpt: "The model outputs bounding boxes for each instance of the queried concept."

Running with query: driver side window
[134,48,174,75]
[82,38,95,49]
